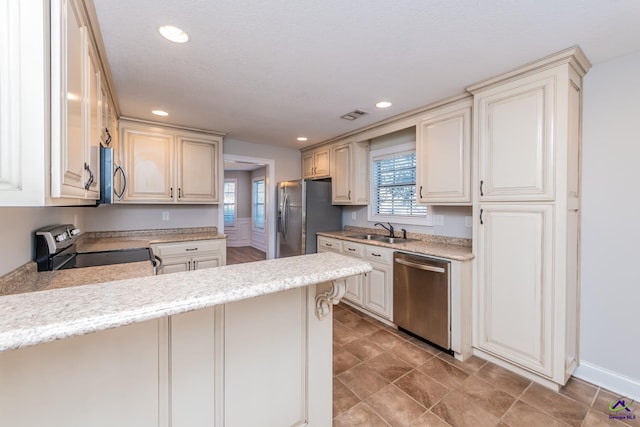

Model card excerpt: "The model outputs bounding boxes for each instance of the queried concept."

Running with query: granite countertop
[0,252,371,352]
[318,228,474,261]
[76,227,226,253]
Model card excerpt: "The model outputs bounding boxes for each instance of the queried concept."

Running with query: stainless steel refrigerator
[276,179,343,258]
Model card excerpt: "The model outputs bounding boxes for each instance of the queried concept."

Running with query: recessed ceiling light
[297,137,308,142]
[376,101,392,109]
[158,25,190,43]
[152,110,169,116]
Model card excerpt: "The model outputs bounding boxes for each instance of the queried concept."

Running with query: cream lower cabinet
[317,237,391,321]
[120,120,223,204]
[0,285,334,426]
[416,97,472,205]
[332,141,369,205]
[475,205,554,377]
[151,239,227,274]
[470,47,589,388]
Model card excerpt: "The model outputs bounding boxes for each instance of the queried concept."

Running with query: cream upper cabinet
[85,43,101,200]
[416,98,472,205]
[474,72,556,202]
[177,136,220,203]
[120,120,223,204]
[470,47,590,388]
[332,141,369,205]
[302,147,330,179]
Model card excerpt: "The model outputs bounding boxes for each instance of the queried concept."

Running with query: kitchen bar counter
[318,228,474,261]
[0,252,371,352]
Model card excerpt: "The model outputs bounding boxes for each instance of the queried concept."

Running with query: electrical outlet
[433,214,445,226]
[465,216,473,227]
[162,211,170,221]
[351,211,357,220]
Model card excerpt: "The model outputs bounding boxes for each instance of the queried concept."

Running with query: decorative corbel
[315,279,347,320]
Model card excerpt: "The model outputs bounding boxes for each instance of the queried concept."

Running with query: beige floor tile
[394,369,450,409]
[591,387,640,426]
[334,377,361,417]
[431,390,500,427]
[388,339,436,367]
[474,362,531,397]
[365,352,413,382]
[344,337,386,361]
[582,409,630,426]
[436,352,487,374]
[368,329,408,351]
[367,384,427,426]
[456,375,516,418]
[559,377,599,406]
[501,401,569,427]
[337,364,390,400]
[333,345,361,375]
[410,411,451,426]
[407,337,442,355]
[334,308,362,325]
[417,356,470,389]
[520,382,589,427]
[333,402,389,427]
[333,322,361,346]
[345,318,383,336]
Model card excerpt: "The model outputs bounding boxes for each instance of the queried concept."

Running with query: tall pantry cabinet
[468,47,590,388]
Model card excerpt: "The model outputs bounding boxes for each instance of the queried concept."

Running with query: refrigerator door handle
[282,192,289,241]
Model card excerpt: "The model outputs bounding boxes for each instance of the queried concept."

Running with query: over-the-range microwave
[99,145,126,204]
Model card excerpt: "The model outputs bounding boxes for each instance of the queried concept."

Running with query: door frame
[222,154,275,260]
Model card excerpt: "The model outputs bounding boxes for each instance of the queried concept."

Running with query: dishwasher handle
[394,257,446,273]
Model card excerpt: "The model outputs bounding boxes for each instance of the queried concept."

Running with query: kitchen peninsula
[0,252,371,427]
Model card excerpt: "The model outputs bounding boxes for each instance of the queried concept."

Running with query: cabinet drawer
[364,246,393,264]
[317,237,342,252]
[151,239,224,257]
[342,241,364,257]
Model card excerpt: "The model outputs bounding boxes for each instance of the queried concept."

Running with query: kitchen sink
[348,234,418,244]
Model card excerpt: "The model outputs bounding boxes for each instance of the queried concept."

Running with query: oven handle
[394,257,445,273]
[153,255,162,275]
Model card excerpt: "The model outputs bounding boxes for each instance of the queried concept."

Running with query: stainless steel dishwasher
[393,252,451,352]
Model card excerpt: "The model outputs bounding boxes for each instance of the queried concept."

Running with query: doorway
[222,154,275,262]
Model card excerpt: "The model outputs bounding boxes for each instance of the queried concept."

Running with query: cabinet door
[417,103,471,204]
[84,44,101,200]
[332,144,352,204]
[158,258,190,274]
[192,255,223,270]
[476,204,553,376]
[122,128,174,202]
[177,136,219,203]
[342,242,364,305]
[476,75,555,201]
[313,149,330,178]
[301,153,315,179]
[52,0,87,198]
[363,262,392,320]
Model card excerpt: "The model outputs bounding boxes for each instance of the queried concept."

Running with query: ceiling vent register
[340,110,368,121]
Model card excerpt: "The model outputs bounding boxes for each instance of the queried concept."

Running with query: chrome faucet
[374,222,394,237]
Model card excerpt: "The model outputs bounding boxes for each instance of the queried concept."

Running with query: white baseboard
[574,361,640,400]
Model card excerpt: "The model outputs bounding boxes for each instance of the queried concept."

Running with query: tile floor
[332,303,637,426]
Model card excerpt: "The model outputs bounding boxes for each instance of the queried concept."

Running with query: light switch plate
[162,211,170,221]
[351,211,357,220]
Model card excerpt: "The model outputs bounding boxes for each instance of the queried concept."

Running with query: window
[223,179,237,227]
[252,177,265,230]
[369,142,429,225]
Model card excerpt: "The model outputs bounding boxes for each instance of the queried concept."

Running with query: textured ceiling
[92,0,640,149]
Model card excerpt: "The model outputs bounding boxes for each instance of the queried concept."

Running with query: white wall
[576,50,640,399]
[223,138,300,184]
[83,204,217,232]
[0,207,84,276]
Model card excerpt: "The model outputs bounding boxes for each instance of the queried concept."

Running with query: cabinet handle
[178,188,182,198]
[480,208,484,225]
[326,243,333,247]
[419,185,423,199]
[188,261,191,270]
[114,164,127,199]
[348,248,356,252]
[480,180,484,196]
[185,247,198,251]
[348,190,351,200]
[104,127,112,146]
[371,253,382,257]
[84,163,94,190]
[170,187,173,198]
